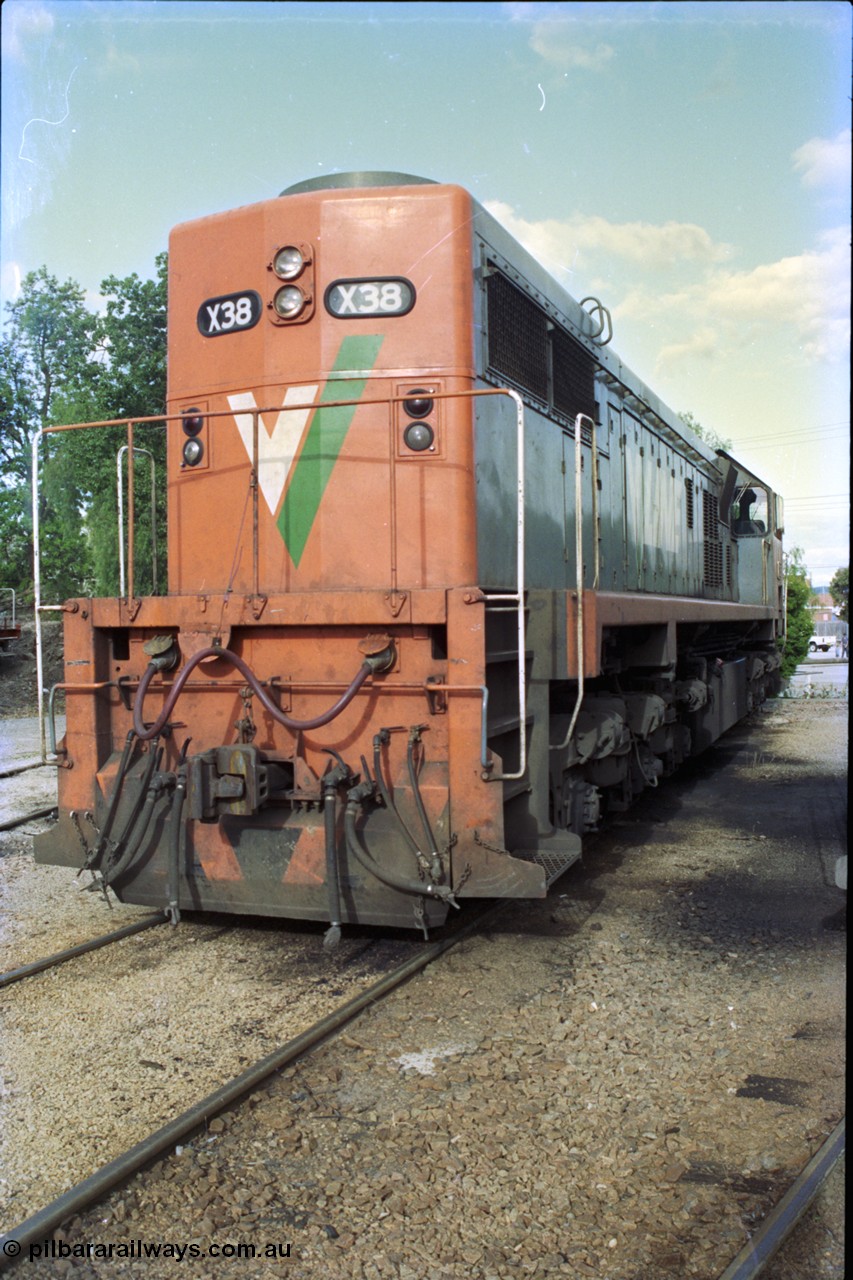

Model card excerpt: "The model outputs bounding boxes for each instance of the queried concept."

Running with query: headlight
[403,389,434,419]
[273,285,307,319]
[403,422,435,452]
[182,407,204,436]
[273,246,305,280]
[182,438,204,467]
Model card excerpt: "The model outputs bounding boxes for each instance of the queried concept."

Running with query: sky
[2,0,850,585]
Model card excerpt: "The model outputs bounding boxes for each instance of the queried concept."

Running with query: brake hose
[321,758,350,952]
[165,768,187,925]
[344,786,457,906]
[372,731,426,871]
[81,729,137,871]
[91,741,162,875]
[133,646,373,742]
[102,749,166,886]
[407,733,442,881]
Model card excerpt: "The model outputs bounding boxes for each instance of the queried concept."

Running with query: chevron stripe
[277,334,384,566]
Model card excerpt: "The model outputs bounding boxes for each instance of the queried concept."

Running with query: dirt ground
[0,613,64,720]
[2,673,845,1277]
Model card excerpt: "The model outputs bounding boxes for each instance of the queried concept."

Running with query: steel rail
[716,1116,845,1280]
[0,806,57,833]
[0,901,506,1269]
[0,914,166,990]
[0,761,49,781]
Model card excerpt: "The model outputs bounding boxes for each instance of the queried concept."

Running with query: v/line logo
[228,384,318,515]
[227,334,383,567]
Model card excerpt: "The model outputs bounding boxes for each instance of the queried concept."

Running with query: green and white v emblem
[228,334,383,566]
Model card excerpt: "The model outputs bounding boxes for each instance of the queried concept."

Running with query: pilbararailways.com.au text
[12,1239,293,1262]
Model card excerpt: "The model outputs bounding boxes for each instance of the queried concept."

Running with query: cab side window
[733,487,768,536]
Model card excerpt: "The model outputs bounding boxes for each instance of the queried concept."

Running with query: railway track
[0,903,502,1268]
[0,914,167,990]
[0,803,55,834]
[1,874,843,1277]
[0,807,56,834]
[0,699,845,1276]
[716,1118,845,1280]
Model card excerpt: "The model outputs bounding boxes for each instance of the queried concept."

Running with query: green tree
[828,566,848,623]
[781,547,813,679]
[57,253,168,595]
[1,268,98,599]
[0,256,167,601]
[677,410,733,453]
[0,339,38,588]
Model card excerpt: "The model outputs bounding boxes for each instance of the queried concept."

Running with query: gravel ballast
[1,696,846,1279]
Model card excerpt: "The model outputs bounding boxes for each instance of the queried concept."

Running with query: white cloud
[1,2,54,60]
[0,260,23,305]
[484,201,730,276]
[656,327,721,369]
[573,215,729,269]
[704,227,850,362]
[792,130,852,190]
[529,21,615,71]
[483,202,850,369]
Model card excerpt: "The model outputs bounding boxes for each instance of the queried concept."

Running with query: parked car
[808,635,833,653]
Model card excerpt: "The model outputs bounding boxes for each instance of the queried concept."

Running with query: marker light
[273,285,307,319]
[273,246,305,280]
[182,438,204,467]
[403,422,435,452]
[182,407,204,436]
[403,389,434,419]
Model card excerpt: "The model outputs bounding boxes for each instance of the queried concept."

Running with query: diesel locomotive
[35,172,785,939]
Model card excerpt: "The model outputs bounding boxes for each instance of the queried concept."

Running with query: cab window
[732,486,768,536]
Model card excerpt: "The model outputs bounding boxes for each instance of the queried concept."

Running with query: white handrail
[32,428,48,760]
[30,388,527,775]
[117,446,158,598]
[551,413,599,753]
[483,386,527,782]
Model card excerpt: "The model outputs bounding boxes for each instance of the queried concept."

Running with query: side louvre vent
[703,491,723,589]
[685,478,694,529]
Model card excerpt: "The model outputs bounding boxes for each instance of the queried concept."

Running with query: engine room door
[562,422,596,590]
[622,413,646,591]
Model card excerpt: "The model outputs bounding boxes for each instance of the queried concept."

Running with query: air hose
[133,646,376,742]
[81,729,137,872]
[407,730,442,881]
[372,730,428,873]
[103,750,168,887]
[91,740,162,877]
[321,757,351,952]
[165,767,187,925]
[344,782,458,908]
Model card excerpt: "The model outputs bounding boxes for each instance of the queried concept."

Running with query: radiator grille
[486,271,548,402]
[485,265,597,436]
[552,326,597,426]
